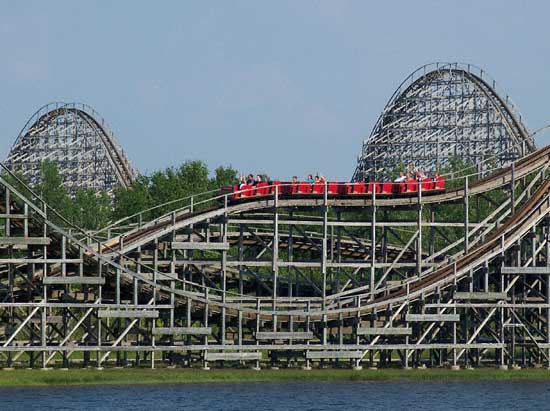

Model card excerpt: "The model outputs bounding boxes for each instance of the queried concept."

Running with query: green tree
[210,165,239,190]
[112,175,152,221]
[36,160,72,221]
[72,188,112,230]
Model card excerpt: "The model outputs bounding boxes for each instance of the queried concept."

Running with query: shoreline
[0,368,549,387]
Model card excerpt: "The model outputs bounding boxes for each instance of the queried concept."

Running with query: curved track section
[6,102,136,194]
[2,144,550,370]
[104,144,550,256]
[353,62,535,181]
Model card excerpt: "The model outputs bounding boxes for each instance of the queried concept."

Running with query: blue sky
[1,1,549,180]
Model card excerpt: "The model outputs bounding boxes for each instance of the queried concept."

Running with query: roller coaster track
[102,144,550,256]
[55,143,547,321]
[1,144,550,370]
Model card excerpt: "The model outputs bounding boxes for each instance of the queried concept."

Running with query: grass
[0,367,550,387]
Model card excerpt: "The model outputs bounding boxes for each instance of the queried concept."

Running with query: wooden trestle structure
[1,144,550,370]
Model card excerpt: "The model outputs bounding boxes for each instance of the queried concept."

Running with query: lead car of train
[221,176,445,201]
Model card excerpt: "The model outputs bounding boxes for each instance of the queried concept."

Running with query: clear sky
[1,1,549,180]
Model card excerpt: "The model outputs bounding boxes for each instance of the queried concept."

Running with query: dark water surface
[1,381,549,410]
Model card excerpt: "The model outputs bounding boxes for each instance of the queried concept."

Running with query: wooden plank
[205,352,261,361]
[357,327,412,336]
[171,242,229,250]
[0,237,50,246]
[0,213,28,219]
[306,350,363,359]
[255,331,314,340]
[152,327,212,335]
[501,266,550,275]
[406,314,460,322]
[43,277,105,285]
[98,310,159,318]
[454,292,507,300]
[0,258,83,264]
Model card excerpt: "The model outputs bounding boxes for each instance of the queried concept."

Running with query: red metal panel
[313,182,324,194]
[232,185,241,199]
[298,182,311,194]
[353,182,366,194]
[406,179,418,193]
[328,182,339,194]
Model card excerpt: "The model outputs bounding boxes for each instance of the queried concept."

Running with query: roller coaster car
[223,177,445,202]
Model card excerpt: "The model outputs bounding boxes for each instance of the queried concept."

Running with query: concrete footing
[301,366,312,371]
[251,366,261,371]
[201,366,210,371]
[451,365,460,371]
[2,368,14,371]
[352,365,363,371]
[498,365,508,370]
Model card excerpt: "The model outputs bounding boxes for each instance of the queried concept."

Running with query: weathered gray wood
[98,310,159,318]
[0,258,82,264]
[152,327,212,335]
[0,213,27,219]
[501,266,550,274]
[406,314,460,322]
[0,237,50,246]
[205,352,261,361]
[454,292,507,300]
[43,277,105,285]
[356,327,412,335]
[306,350,363,359]
[171,242,229,250]
[255,331,314,340]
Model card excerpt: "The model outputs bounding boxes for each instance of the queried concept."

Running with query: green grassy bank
[1,367,550,387]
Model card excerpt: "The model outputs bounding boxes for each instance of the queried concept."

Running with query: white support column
[272,186,279,333]
[370,187,376,300]
[321,183,328,345]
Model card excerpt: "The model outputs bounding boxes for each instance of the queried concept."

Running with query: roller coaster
[1,64,549,371]
[5,102,136,195]
[353,62,536,181]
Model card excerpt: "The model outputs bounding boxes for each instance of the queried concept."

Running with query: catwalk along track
[1,145,550,370]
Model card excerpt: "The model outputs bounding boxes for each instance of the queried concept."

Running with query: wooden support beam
[0,258,82,264]
[205,352,261,361]
[43,277,105,285]
[171,242,229,250]
[98,310,159,318]
[0,237,50,246]
[255,331,314,340]
[152,327,212,336]
[357,327,412,336]
[454,292,507,300]
[406,314,460,322]
[501,267,550,275]
[306,350,363,359]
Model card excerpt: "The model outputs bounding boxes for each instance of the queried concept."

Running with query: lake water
[1,381,548,410]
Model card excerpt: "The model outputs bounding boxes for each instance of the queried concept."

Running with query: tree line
[7,160,239,231]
